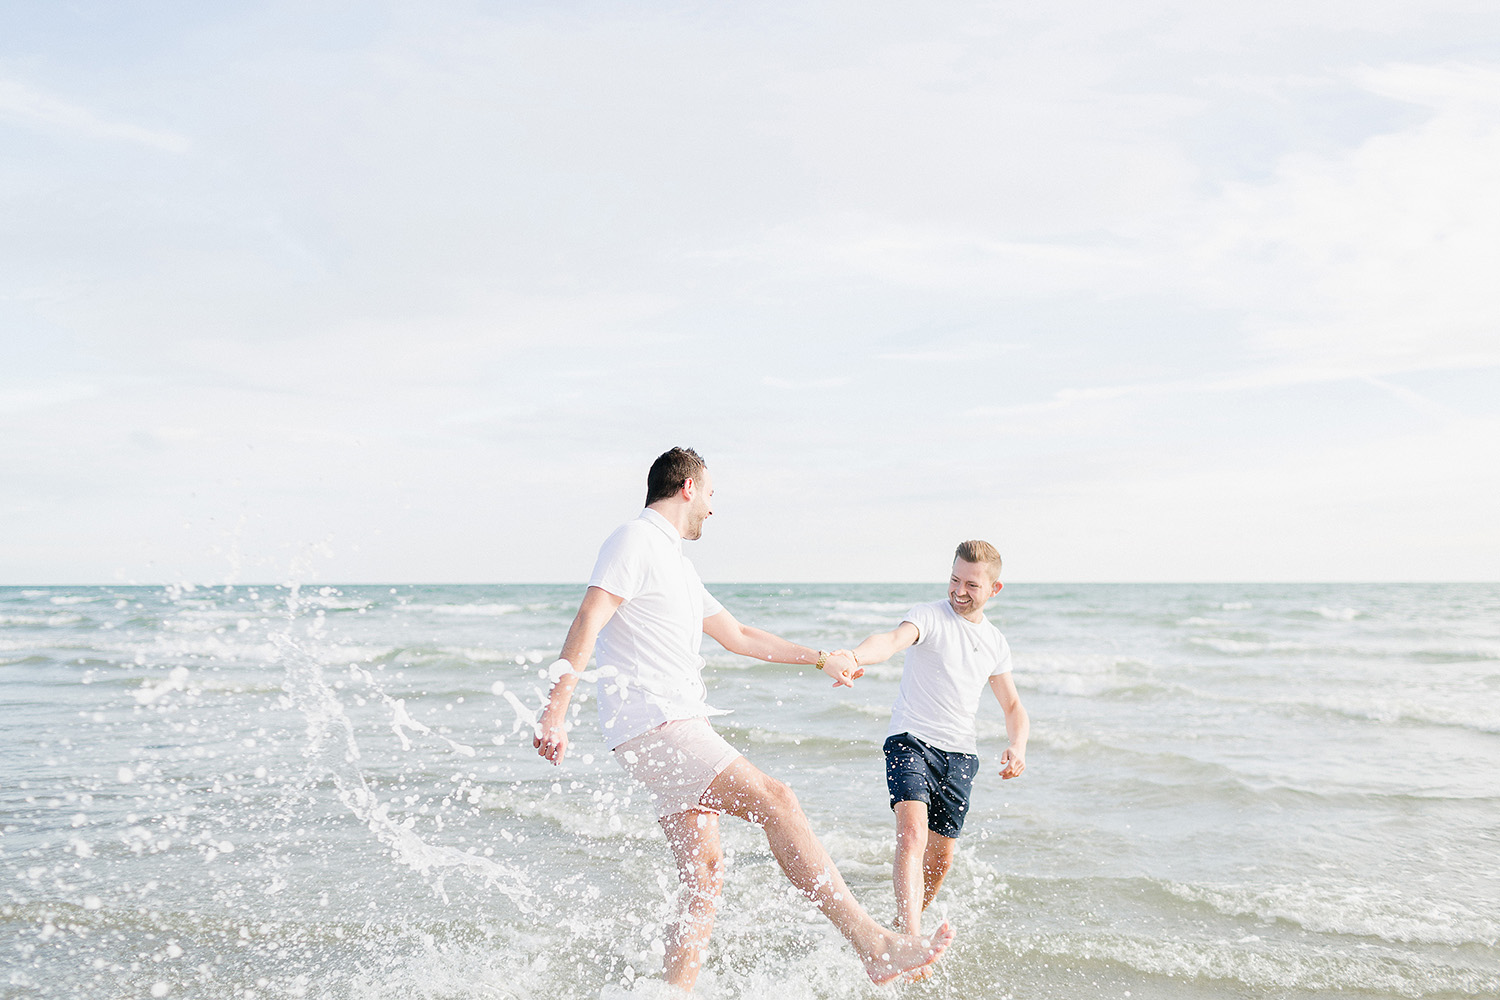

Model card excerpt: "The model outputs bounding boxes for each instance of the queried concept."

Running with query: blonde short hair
[954,539,1002,581]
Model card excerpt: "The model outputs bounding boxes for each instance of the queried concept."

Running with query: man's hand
[821,649,860,687]
[534,706,570,764]
[999,744,1026,779]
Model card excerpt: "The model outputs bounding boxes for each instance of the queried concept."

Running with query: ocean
[2,581,1497,999]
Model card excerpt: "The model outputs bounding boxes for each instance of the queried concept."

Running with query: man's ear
[681,477,696,500]
[992,581,1004,594]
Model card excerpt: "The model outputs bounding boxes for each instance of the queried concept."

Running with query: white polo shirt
[888,599,1012,754]
[588,508,725,748]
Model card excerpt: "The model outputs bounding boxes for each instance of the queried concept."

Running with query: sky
[2,0,1498,585]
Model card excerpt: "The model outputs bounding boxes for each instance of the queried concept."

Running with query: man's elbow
[715,628,751,656]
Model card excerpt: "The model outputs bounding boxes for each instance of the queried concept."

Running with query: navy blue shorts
[884,732,980,838]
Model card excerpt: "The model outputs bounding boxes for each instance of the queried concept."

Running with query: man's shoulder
[594,517,664,573]
[602,515,659,547]
[904,599,948,620]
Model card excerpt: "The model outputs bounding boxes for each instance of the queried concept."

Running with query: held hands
[820,649,862,687]
[999,744,1026,779]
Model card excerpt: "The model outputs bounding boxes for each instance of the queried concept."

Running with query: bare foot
[899,963,936,984]
[860,922,955,985]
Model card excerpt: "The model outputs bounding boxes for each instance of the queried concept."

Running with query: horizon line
[3,579,1497,588]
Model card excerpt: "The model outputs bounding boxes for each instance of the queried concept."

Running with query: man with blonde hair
[848,540,1030,942]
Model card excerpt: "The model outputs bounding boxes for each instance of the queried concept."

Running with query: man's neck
[646,502,689,539]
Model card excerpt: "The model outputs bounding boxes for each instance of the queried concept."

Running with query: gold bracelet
[814,650,828,670]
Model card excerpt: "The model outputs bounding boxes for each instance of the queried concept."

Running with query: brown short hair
[645,447,707,506]
[954,539,1002,580]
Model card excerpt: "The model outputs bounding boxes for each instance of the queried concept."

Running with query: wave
[0,613,87,627]
[1004,927,1498,996]
[0,654,54,666]
[1168,880,1500,947]
[1013,652,1174,699]
[831,600,914,614]
[821,611,909,626]
[478,782,660,842]
[399,603,525,616]
[1295,692,1500,736]
[1186,635,1500,662]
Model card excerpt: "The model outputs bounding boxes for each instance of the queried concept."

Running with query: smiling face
[682,469,715,541]
[948,557,1002,622]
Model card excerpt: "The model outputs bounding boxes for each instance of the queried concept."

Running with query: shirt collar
[944,599,986,627]
[638,507,684,553]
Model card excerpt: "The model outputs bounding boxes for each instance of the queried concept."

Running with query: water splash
[271,586,532,908]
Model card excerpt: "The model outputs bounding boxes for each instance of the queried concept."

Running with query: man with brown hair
[534,447,954,993]
[848,540,1030,942]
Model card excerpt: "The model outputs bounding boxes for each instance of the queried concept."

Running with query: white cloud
[762,376,850,390]
[0,79,190,152]
[2,3,1499,583]
[0,380,99,413]
[1198,62,1500,368]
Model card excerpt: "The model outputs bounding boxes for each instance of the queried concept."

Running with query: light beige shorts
[612,718,742,819]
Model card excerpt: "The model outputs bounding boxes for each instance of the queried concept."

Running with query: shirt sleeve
[588,524,648,601]
[700,582,723,619]
[902,603,937,644]
[990,633,1014,676]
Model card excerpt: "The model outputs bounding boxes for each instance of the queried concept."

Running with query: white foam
[133,666,192,705]
[1189,637,1266,654]
[823,611,908,626]
[0,613,85,626]
[401,603,524,616]
[1015,652,1160,697]
[1170,880,1500,946]
[1015,927,1496,994]
[832,600,916,614]
[1303,691,1500,734]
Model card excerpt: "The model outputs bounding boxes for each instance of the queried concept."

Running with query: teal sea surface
[3,582,1498,999]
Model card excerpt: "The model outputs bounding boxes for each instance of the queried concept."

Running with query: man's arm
[535,585,625,765]
[989,672,1030,778]
[849,621,921,671]
[702,609,859,687]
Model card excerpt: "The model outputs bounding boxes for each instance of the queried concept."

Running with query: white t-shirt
[588,508,725,748]
[887,599,1012,754]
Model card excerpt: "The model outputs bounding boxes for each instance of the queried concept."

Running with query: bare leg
[901,825,962,981]
[701,756,954,985]
[659,809,726,992]
[921,829,958,912]
[891,800,929,933]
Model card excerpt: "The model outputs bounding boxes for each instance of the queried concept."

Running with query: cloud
[967,351,1500,428]
[3,4,1498,583]
[878,343,1024,363]
[762,376,850,390]
[0,79,191,152]
[1198,62,1500,367]
[0,380,99,413]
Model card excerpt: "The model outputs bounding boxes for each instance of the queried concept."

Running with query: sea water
[2,582,1498,999]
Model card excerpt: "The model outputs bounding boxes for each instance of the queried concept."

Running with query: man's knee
[679,841,725,895]
[749,773,803,825]
[923,833,957,870]
[893,800,929,840]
